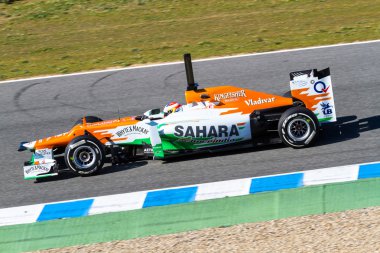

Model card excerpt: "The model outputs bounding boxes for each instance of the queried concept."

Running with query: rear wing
[290,68,337,123]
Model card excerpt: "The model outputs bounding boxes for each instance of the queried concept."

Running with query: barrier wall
[1,177,380,253]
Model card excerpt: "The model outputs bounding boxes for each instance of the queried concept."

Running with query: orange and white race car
[18,54,336,180]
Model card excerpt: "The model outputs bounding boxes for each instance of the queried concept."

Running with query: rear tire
[64,135,105,176]
[278,107,319,148]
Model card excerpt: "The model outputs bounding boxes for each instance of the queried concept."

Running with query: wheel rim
[287,118,311,142]
[73,146,97,169]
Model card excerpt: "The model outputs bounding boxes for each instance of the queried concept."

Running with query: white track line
[1,39,380,85]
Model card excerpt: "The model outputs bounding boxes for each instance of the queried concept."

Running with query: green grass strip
[1,177,380,252]
[1,0,380,80]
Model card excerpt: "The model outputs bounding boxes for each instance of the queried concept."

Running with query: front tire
[278,107,319,148]
[64,135,105,176]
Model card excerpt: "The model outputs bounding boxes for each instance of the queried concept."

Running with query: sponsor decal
[314,81,330,93]
[176,137,243,144]
[320,102,333,115]
[35,149,52,157]
[292,80,308,87]
[174,125,239,138]
[244,97,275,106]
[25,165,50,175]
[34,153,44,159]
[89,120,119,126]
[144,148,153,153]
[214,90,246,101]
[115,125,149,137]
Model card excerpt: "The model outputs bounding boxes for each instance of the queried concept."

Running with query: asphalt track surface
[0,42,379,208]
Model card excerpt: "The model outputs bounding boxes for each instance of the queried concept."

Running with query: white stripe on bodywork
[145,120,161,147]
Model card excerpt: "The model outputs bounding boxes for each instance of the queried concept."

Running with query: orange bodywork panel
[185,86,293,115]
[33,117,140,150]
[291,88,332,112]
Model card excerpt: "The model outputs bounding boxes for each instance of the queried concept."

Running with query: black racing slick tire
[278,107,319,149]
[64,135,105,176]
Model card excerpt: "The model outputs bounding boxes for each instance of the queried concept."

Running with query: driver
[163,101,182,116]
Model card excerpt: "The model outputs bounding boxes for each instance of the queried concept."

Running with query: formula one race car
[18,54,337,180]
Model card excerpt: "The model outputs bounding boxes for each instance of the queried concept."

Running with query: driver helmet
[163,101,182,115]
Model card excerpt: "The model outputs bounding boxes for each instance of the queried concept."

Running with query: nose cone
[23,141,36,150]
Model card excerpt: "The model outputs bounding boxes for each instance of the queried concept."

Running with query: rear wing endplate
[290,68,337,123]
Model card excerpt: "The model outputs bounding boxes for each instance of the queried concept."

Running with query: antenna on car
[184,53,198,91]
